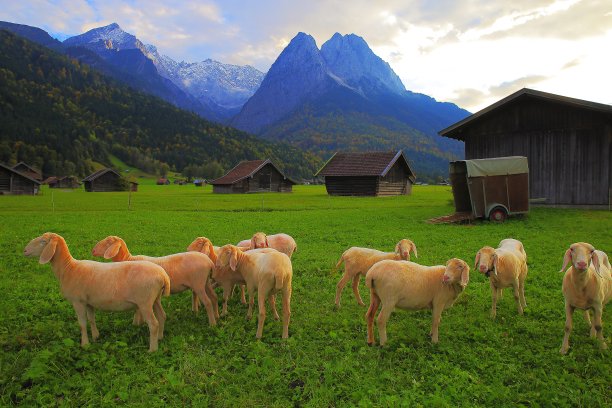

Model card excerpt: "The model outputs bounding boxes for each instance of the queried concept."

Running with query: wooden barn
[315,150,416,196]
[439,88,612,207]
[0,163,41,195]
[12,162,42,181]
[211,159,295,194]
[82,168,135,192]
[47,176,81,189]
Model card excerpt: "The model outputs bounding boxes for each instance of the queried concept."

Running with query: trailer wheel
[489,207,508,223]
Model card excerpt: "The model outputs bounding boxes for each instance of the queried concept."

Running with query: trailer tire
[489,207,508,223]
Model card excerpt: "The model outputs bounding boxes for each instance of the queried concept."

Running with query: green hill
[0,30,320,180]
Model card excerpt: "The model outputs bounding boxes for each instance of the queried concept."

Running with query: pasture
[1,185,610,406]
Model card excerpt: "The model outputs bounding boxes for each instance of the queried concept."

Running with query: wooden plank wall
[325,176,378,196]
[463,99,611,206]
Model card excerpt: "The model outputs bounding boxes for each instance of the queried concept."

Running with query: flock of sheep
[23,232,611,354]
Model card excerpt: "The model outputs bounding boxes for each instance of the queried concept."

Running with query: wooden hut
[211,159,295,194]
[439,88,612,207]
[315,150,416,196]
[47,176,80,189]
[0,163,41,195]
[82,168,132,192]
[12,162,42,181]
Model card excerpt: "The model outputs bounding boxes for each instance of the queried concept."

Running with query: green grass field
[1,185,610,406]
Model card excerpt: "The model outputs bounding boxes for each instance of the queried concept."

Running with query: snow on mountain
[63,23,148,55]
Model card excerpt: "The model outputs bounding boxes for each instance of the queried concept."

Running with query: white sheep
[559,242,611,354]
[24,233,170,352]
[236,232,297,258]
[334,239,417,308]
[474,239,528,318]
[215,245,293,339]
[365,258,469,345]
[92,236,218,326]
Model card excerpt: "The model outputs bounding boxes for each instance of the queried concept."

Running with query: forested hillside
[0,30,320,180]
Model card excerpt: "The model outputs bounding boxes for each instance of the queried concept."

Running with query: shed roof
[82,168,121,182]
[439,88,612,140]
[315,150,415,180]
[0,163,42,184]
[210,159,295,185]
[12,161,41,174]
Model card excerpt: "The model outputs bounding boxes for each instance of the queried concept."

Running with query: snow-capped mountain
[145,45,264,119]
[64,23,147,56]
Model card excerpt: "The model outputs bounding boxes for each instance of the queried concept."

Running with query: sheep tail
[162,272,171,296]
[275,269,284,290]
[335,251,346,270]
[365,273,374,290]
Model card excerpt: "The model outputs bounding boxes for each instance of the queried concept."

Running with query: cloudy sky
[2,0,610,112]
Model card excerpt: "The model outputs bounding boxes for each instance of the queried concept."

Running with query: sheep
[215,245,292,339]
[24,233,170,352]
[187,237,247,315]
[365,258,469,346]
[474,239,528,318]
[334,239,418,308]
[236,232,297,258]
[559,242,611,354]
[92,236,218,327]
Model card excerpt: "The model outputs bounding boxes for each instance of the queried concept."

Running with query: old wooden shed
[12,162,42,181]
[211,159,295,194]
[315,150,416,196]
[0,163,41,195]
[439,88,612,207]
[82,168,134,192]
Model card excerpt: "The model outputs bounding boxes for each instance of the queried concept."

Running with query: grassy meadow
[0,184,610,406]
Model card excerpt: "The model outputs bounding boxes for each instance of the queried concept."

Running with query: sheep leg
[513,279,523,315]
[352,274,365,306]
[72,302,90,347]
[256,282,273,339]
[132,310,144,326]
[560,302,575,354]
[334,271,352,308]
[153,293,166,340]
[192,293,200,313]
[86,305,99,341]
[592,306,607,350]
[519,275,527,309]
[193,286,217,327]
[138,306,159,352]
[221,283,232,316]
[497,288,503,300]
[584,310,596,337]
[281,286,292,339]
[366,288,380,345]
[246,285,256,320]
[205,281,219,319]
[430,304,444,344]
[376,304,394,347]
[490,282,498,319]
[240,285,247,304]
[269,294,280,320]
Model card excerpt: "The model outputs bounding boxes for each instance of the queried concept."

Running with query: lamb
[215,245,293,339]
[365,258,469,345]
[236,232,297,258]
[187,237,247,315]
[24,233,170,352]
[474,239,528,318]
[559,242,611,354]
[92,236,218,326]
[334,239,418,308]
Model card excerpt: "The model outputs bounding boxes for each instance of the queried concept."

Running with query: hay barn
[12,162,42,181]
[82,168,135,192]
[211,159,295,194]
[439,88,612,207]
[0,163,41,195]
[315,150,416,196]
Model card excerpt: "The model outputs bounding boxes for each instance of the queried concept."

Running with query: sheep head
[216,244,240,271]
[187,237,213,256]
[250,232,269,249]
[91,236,125,259]
[443,258,470,288]
[475,246,496,277]
[395,239,417,260]
[561,242,602,277]
[24,232,61,264]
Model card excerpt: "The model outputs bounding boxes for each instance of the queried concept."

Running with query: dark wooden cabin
[12,162,42,181]
[211,159,295,194]
[0,163,41,195]
[439,88,612,207]
[82,168,133,192]
[315,150,416,196]
[47,176,81,189]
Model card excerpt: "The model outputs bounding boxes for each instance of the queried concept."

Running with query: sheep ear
[460,264,470,287]
[250,237,257,250]
[229,248,238,271]
[411,242,418,259]
[394,243,401,255]
[591,251,603,277]
[265,237,269,247]
[560,249,572,272]
[104,241,122,259]
[492,254,498,276]
[474,251,481,268]
[39,239,57,264]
